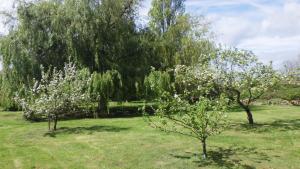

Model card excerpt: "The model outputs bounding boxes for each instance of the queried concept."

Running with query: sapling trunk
[201,138,207,159]
[94,110,98,119]
[53,115,58,131]
[48,115,51,131]
[95,101,101,118]
[98,96,108,117]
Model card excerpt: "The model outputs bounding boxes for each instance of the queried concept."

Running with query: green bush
[260,83,300,104]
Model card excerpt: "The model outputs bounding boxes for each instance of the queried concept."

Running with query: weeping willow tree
[90,70,122,117]
[0,0,145,109]
[144,68,173,100]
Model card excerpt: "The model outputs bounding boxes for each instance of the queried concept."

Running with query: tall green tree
[149,0,185,35]
[149,0,214,68]
[0,0,149,109]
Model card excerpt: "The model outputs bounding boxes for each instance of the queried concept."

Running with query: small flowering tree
[146,95,227,159]
[144,66,228,159]
[16,63,91,131]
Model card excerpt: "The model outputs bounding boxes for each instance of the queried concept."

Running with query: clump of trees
[0,0,213,110]
[0,0,150,109]
[144,47,280,158]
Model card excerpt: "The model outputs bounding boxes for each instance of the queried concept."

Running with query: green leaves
[90,70,122,101]
[144,69,172,99]
[146,91,227,141]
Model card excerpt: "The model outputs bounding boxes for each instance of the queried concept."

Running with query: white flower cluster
[15,63,92,119]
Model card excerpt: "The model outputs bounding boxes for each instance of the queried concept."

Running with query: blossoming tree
[16,63,91,131]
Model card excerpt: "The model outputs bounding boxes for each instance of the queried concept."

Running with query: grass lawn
[0,105,300,169]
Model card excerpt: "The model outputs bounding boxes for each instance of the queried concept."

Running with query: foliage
[0,0,147,104]
[0,72,19,110]
[15,63,91,131]
[0,0,215,109]
[149,0,214,68]
[275,84,300,105]
[90,70,122,117]
[144,68,173,99]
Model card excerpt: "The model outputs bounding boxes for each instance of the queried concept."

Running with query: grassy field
[0,105,300,169]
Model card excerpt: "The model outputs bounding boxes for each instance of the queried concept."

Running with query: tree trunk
[95,101,100,118]
[97,96,108,117]
[94,110,98,119]
[238,101,254,125]
[232,89,255,125]
[48,114,51,131]
[245,107,254,125]
[201,138,207,159]
[53,115,58,131]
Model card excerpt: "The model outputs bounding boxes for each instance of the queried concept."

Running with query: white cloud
[203,0,300,67]
[0,0,15,35]
[238,36,300,66]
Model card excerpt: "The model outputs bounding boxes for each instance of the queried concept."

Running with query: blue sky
[1,0,300,69]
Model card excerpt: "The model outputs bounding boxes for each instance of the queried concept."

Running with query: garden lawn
[0,105,299,169]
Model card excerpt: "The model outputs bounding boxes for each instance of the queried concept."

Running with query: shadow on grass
[230,119,300,133]
[229,106,270,113]
[44,125,130,137]
[172,146,270,169]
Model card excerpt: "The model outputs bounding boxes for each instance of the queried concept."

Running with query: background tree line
[0,0,298,115]
[0,0,213,111]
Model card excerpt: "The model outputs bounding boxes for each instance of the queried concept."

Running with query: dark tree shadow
[105,106,155,118]
[172,146,271,169]
[44,125,130,137]
[230,119,300,133]
[229,106,270,113]
[2,113,18,117]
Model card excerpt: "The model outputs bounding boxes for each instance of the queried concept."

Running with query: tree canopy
[0,0,216,110]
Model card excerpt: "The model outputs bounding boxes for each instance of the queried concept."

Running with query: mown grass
[0,105,299,169]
